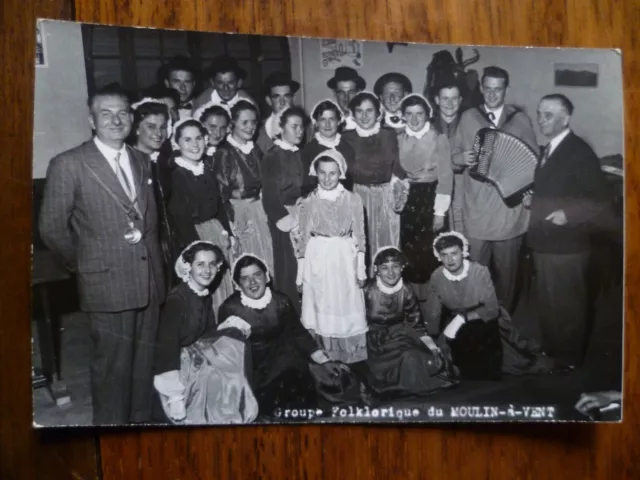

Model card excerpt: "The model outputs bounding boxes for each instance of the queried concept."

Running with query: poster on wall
[320,39,364,69]
[31,18,624,429]
[554,62,599,87]
[35,21,47,68]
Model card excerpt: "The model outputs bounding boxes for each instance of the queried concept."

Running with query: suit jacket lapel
[496,105,513,129]
[551,132,574,162]
[126,146,148,218]
[82,140,132,206]
[539,132,573,174]
[476,106,495,126]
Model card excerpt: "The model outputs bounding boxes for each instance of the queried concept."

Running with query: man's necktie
[487,111,496,122]
[446,121,454,138]
[181,103,193,110]
[540,144,551,167]
[114,152,135,201]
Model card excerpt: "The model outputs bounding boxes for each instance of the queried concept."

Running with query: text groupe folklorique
[271,404,558,421]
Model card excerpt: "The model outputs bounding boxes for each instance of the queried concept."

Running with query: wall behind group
[33,20,91,179]
[32,32,624,179]
[298,38,624,157]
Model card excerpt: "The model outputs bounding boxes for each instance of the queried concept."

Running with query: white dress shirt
[484,104,505,126]
[547,128,571,156]
[93,137,136,197]
[177,108,193,121]
[210,89,242,108]
[264,113,282,139]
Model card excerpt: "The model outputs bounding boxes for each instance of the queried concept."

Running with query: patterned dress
[214,143,274,273]
[342,127,408,273]
[218,290,322,415]
[398,128,453,283]
[153,282,258,424]
[364,279,456,398]
[297,186,367,364]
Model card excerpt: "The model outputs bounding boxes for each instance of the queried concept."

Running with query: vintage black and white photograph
[31,19,624,428]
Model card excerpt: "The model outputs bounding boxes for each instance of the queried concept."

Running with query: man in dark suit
[526,93,611,368]
[39,83,166,424]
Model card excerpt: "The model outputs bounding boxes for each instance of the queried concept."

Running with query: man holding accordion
[451,66,538,314]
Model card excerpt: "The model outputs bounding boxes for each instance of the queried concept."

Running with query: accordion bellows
[470,128,539,200]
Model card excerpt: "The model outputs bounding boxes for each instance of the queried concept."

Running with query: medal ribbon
[81,153,143,221]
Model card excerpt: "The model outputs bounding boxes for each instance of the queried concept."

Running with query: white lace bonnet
[230,253,272,290]
[174,240,222,282]
[308,148,347,179]
[432,231,470,261]
[131,97,173,137]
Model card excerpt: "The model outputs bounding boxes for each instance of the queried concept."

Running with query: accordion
[470,128,539,201]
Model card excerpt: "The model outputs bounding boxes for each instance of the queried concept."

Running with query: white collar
[442,259,470,282]
[315,132,341,148]
[175,157,204,176]
[354,121,381,138]
[265,113,282,139]
[343,114,357,131]
[547,128,571,156]
[376,276,403,294]
[206,145,217,156]
[227,134,254,155]
[384,109,405,129]
[274,138,299,152]
[404,122,431,139]
[317,182,345,201]
[240,287,273,309]
[186,278,209,296]
[149,151,159,162]
[484,105,504,125]
[211,89,240,107]
[94,136,127,161]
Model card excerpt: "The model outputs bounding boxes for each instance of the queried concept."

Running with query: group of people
[38,52,614,425]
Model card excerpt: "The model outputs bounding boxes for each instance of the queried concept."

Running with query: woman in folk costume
[192,101,232,171]
[397,93,453,328]
[364,246,456,399]
[207,100,275,274]
[296,149,368,366]
[301,99,356,195]
[218,254,342,416]
[153,241,258,425]
[261,106,308,313]
[127,97,177,283]
[342,91,409,274]
[425,231,556,380]
[167,118,239,314]
[139,84,181,197]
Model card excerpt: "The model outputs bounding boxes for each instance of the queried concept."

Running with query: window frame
[82,25,292,103]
